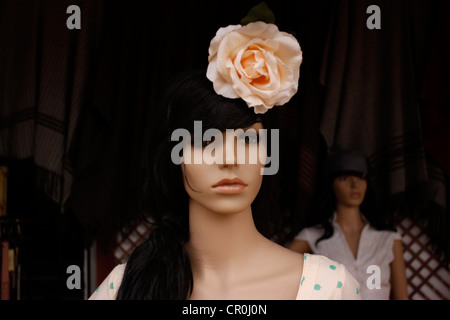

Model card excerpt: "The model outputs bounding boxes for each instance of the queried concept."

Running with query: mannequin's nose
[350,176,363,188]
[221,133,238,167]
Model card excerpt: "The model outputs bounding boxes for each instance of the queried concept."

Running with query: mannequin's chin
[339,199,364,207]
[208,205,253,216]
[197,196,256,216]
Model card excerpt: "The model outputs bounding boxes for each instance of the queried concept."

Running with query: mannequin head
[332,173,368,209]
[143,69,278,237]
[324,149,369,211]
[181,121,266,216]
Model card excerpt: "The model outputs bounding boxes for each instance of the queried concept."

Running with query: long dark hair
[310,170,397,246]
[116,69,282,299]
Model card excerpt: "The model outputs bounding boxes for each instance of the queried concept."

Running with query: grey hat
[323,149,368,177]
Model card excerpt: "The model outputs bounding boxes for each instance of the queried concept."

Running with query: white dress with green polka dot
[295,253,361,299]
[88,254,361,300]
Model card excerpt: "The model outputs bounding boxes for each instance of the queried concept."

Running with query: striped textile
[0,1,101,212]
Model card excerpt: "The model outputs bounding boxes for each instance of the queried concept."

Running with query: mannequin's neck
[335,204,365,232]
[185,199,264,276]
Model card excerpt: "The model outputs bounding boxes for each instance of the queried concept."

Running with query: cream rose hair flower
[207,21,303,114]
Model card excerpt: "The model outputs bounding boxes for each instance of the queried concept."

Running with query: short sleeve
[393,230,402,241]
[297,254,361,300]
[337,264,362,300]
[294,227,324,252]
[88,264,126,300]
[294,228,309,242]
[382,230,403,265]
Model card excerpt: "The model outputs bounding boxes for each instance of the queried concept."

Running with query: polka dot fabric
[89,264,125,300]
[295,254,361,300]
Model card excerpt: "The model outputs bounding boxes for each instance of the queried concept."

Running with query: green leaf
[240,2,276,25]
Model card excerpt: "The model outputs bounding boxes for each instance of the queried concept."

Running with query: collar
[331,211,369,230]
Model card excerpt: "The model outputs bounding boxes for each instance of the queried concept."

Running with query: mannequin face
[332,174,367,208]
[181,122,266,215]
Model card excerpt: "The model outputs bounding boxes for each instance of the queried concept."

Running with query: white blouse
[294,214,402,300]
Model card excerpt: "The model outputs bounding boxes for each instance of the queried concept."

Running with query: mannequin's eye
[202,137,215,147]
[191,135,215,148]
[238,131,259,144]
[338,176,348,181]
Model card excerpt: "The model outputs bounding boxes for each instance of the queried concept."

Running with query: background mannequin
[288,150,409,300]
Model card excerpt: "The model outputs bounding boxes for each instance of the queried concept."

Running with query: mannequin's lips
[212,178,248,194]
[350,192,362,198]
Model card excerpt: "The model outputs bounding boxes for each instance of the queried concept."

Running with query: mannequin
[288,150,409,300]
[180,119,302,300]
[89,22,361,300]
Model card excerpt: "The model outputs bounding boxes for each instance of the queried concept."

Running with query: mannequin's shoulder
[257,237,304,274]
[265,237,304,260]
[256,240,304,299]
[264,239,305,278]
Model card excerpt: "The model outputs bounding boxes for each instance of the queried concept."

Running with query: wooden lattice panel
[397,218,450,300]
[114,223,152,264]
[113,218,450,300]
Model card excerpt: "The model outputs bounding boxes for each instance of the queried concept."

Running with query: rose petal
[229,64,254,98]
[238,21,280,40]
[208,24,242,59]
[216,32,253,84]
[207,59,239,99]
[214,73,240,99]
[273,34,303,64]
[253,104,269,114]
